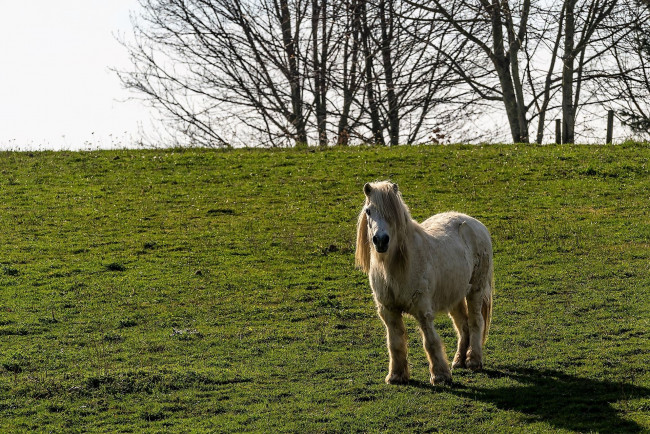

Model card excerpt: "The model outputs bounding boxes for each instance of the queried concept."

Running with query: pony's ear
[392,183,399,194]
[364,183,372,197]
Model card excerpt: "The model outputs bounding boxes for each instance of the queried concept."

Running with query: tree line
[118,0,650,147]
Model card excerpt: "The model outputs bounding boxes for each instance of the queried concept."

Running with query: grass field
[0,144,649,432]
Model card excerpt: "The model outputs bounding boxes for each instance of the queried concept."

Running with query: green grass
[0,144,648,432]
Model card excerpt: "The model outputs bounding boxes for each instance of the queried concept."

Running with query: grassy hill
[0,144,648,432]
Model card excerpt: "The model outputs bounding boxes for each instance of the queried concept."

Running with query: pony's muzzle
[372,233,390,253]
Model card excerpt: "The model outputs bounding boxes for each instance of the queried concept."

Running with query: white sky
[0,1,154,151]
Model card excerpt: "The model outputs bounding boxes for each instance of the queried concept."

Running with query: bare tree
[280,0,310,145]
[528,3,565,144]
[358,0,385,144]
[120,0,650,147]
[334,0,363,145]
[378,0,401,145]
[311,0,329,146]
[606,1,650,136]
[117,0,314,147]
[559,0,620,143]
[120,0,481,147]
[358,0,480,145]
[407,0,534,143]
[406,0,649,144]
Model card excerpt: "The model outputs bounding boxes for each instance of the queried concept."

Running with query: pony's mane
[355,181,413,274]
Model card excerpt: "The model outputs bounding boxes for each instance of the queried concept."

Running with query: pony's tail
[481,261,494,345]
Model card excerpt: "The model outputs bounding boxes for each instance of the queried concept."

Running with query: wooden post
[555,119,561,144]
[606,110,614,144]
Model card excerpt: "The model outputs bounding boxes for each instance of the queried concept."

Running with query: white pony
[355,181,494,385]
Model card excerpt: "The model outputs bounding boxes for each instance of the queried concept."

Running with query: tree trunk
[496,60,525,143]
[280,0,308,146]
[360,0,385,145]
[312,0,328,146]
[535,5,565,144]
[488,1,527,143]
[562,0,576,144]
[379,0,399,146]
[337,0,361,146]
[510,55,529,142]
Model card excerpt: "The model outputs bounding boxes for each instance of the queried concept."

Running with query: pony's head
[355,181,412,273]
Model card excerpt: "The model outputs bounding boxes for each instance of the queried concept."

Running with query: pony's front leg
[416,312,452,385]
[378,307,410,384]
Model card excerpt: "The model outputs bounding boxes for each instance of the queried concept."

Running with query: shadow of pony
[438,366,650,433]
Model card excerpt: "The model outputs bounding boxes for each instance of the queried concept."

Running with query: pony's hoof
[466,359,483,371]
[431,372,453,386]
[385,373,409,385]
[451,355,466,370]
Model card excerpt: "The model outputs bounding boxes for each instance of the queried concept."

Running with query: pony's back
[421,212,491,247]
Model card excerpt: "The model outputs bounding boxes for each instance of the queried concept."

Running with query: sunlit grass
[0,144,648,431]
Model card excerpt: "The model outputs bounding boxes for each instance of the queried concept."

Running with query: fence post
[555,119,561,144]
[606,110,614,144]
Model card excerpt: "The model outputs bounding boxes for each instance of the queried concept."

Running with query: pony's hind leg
[465,291,485,370]
[449,300,470,370]
[416,312,452,385]
[378,307,410,384]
